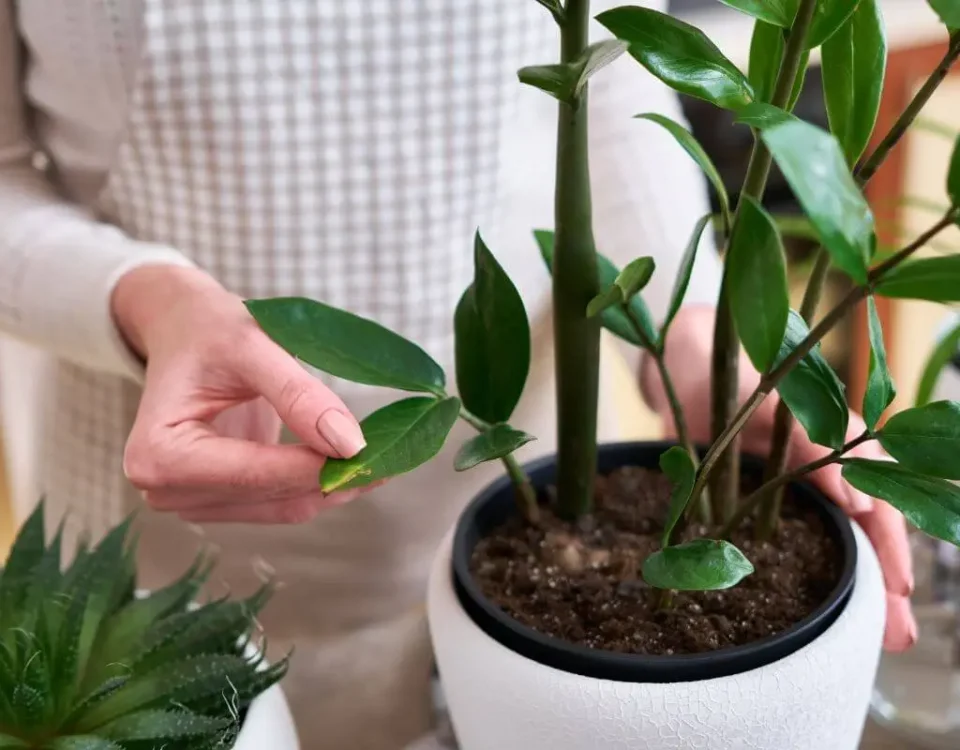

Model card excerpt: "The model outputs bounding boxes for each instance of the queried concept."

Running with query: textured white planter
[428,456,886,750]
[232,678,299,750]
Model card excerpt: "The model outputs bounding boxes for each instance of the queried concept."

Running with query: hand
[112,265,367,524]
[641,305,916,652]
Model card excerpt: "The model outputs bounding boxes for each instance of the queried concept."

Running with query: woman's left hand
[641,305,916,652]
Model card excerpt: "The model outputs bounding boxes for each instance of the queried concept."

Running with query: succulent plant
[0,503,286,750]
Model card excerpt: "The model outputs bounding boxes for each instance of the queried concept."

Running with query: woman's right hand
[111,264,367,524]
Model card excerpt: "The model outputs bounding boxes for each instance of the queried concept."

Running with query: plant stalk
[707,0,818,522]
[756,36,960,537]
[553,0,601,519]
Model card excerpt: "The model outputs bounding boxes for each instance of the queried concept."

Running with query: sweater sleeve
[0,3,195,381]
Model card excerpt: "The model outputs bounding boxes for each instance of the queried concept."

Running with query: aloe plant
[246,1,960,595]
[0,503,285,750]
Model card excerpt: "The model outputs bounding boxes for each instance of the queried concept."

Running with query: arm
[0,3,193,380]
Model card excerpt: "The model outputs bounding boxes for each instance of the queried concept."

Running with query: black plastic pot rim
[451,440,858,684]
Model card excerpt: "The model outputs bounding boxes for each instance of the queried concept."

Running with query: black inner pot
[452,440,857,683]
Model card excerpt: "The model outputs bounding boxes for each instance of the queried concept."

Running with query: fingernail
[845,486,873,515]
[908,613,919,646]
[317,410,366,458]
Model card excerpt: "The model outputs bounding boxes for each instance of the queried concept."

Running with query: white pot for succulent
[427,442,886,750]
[231,674,299,750]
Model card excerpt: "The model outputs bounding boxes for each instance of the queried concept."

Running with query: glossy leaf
[597,6,754,110]
[736,102,798,129]
[636,113,731,227]
[916,320,960,407]
[454,425,536,472]
[950,132,960,206]
[842,459,960,545]
[535,230,658,348]
[821,0,887,166]
[863,297,897,430]
[928,0,960,27]
[455,233,530,424]
[727,196,790,372]
[642,540,755,591]
[788,50,812,110]
[320,397,461,492]
[518,40,628,105]
[586,256,655,318]
[775,310,849,449]
[877,401,960,479]
[763,120,874,282]
[246,298,445,394]
[808,0,861,49]
[876,256,960,302]
[660,214,713,349]
[718,0,797,26]
[659,447,697,546]
[748,20,784,104]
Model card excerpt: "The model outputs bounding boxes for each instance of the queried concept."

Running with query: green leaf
[808,0,861,49]
[735,102,798,129]
[842,459,960,545]
[876,256,960,302]
[928,0,960,28]
[863,297,897,430]
[455,233,530,424]
[635,113,731,228]
[454,425,535,472]
[949,132,960,206]
[775,310,849,449]
[100,709,229,741]
[763,120,874,282]
[788,49,812,111]
[321,397,460,492]
[877,401,960,479]
[597,6,754,110]
[718,0,797,26]
[245,298,445,395]
[48,739,123,750]
[586,256,655,318]
[518,40,628,105]
[535,230,658,348]
[0,735,26,748]
[821,0,887,166]
[916,320,960,407]
[534,0,563,19]
[660,214,713,349]
[642,540,754,591]
[727,196,790,372]
[0,502,46,626]
[748,20,784,104]
[659,447,696,546]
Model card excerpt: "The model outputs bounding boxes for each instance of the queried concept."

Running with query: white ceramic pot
[232,678,299,750]
[428,444,886,750]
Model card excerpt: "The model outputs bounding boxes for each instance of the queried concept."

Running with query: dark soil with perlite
[470,466,843,656]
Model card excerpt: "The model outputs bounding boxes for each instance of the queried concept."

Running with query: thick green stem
[707,0,817,522]
[553,0,601,519]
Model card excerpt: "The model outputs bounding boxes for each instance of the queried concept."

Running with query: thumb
[237,332,366,459]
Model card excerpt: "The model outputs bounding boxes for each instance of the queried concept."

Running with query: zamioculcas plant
[0,503,285,750]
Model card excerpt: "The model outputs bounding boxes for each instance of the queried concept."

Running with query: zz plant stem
[552,0,602,519]
[708,0,818,522]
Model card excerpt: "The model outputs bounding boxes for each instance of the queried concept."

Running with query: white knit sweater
[0,1,721,747]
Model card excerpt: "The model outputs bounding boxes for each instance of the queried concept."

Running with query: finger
[883,593,918,652]
[124,424,327,507]
[236,332,366,459]
[177,489,361,525]
[856,499,914,598]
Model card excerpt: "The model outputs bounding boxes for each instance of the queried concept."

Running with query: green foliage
[659,447,696,546]
[775,311,849,449]
[454,425,536,472]
[821,0,887,166]
[321,397,461,492]
[727,196,790,372]
[455,233,531,424]
[735,102,798,129]
[0,503,282,750]
[863,297,897,430]
[533,0,564,22]
[246,298,445,395]
[635,114,731,228]
[659,214,713,351]
[586,257,655,318]
[518,40,628,106]
[916,320,960,407]
[597,6,754,110]
[949,132,960,206]
[842,459,960,545]
[877,401,960,479]
[808,0,861,49]
[928,0,960,28]
[719,0,797,27]
[875,256,960,301]
[748,21,784,104]
[762,120,875,282]
[642,540,755,591]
